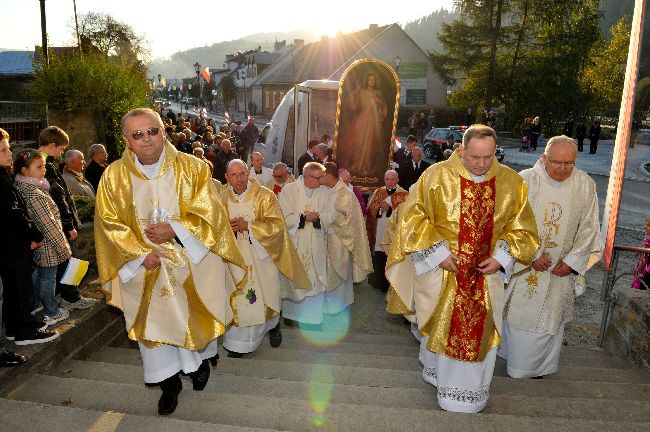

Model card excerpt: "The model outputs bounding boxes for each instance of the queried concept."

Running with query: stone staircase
[2,283,650,431]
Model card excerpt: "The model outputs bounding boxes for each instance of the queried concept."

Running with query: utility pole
[39,0,49,65]
[73,0,81,47]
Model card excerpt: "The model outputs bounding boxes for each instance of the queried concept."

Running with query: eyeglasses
[273,174,288,179]
[130,127,160,140]
[306,174,323,181]
[547,158,576,168]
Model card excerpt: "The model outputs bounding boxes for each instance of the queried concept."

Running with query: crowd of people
[0,126,99,367]
[2,108,610,419]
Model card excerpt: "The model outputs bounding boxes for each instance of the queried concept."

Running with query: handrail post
[598,248,620,346]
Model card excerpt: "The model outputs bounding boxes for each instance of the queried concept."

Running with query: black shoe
[14,328,59,346]
[158,374,181,415]
[0,350,28,367]
[226,349,244,358]
[208,353,219,367]
[532,376,544,379]
[269,322,282,348]
[189,360,210,391]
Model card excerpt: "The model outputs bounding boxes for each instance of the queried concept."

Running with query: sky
[3,0,455,59]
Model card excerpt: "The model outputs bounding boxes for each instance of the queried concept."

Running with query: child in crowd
[632,216,650,290]
[0,129,58,346]
[38,126,94,310]
[14,149,71,327]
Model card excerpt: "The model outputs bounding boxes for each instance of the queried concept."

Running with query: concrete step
[0,399,273,432]
[0,398,274,432]
[55,359,650,402]
[92,346,650,383]
[9,375,650,430]
[119,326,630,362]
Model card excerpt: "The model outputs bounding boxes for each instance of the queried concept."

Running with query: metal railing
[598,245,650,346]
[0,101,46,122]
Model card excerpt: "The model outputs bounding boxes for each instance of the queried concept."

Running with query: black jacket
[84,160,105,192]
[213,148,240,184]
[297,152,317,176]
[45,156,80,233]
[399,159,430,190]
[393,148,412,170]
[0,168,44,263]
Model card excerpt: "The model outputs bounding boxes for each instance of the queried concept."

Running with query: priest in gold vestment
[500,136,601,379]
[221,160,310,357]
[279,162,336,325]
[320,163,373,313]
[386,125,538,413]
[94,108,246,416]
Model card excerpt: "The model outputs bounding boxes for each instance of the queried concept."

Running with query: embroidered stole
[506,174,573,331]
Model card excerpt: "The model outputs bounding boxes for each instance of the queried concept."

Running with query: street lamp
[394,56,401,74]
[242,68,247,118]
[193,62,201,108]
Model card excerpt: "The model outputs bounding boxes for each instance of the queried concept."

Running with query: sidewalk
[500,138,650,182]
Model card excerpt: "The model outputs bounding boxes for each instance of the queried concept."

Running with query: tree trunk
[504,0,530,128]
[486,0,504,111]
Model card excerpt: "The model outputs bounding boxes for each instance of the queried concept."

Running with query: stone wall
[47,108,104,158]
[75,221,96,268]
[604,286,650,368]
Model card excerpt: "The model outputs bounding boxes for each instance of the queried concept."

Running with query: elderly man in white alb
[220,160,310,357]
[62,149,95,198]
[249,151,273,186]
[278,161,336,327]
[319,162,373,314]
[500,135,601,379]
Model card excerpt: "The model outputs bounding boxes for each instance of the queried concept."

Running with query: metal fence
[0,101,46,142]
[598,245,650,346]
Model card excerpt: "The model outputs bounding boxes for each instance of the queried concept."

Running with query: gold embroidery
[161,285,176,298]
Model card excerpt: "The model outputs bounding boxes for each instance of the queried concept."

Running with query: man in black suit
[401,147,430,190]
[394,135,417,174]
[297,140,319,175]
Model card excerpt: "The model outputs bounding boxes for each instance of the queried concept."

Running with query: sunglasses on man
[130,127,160,140]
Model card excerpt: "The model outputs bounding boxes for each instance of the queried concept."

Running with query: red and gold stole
[445,176,496,361]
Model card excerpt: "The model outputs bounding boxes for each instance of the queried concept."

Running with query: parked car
[423,126,505,162]
[423,127,465,160]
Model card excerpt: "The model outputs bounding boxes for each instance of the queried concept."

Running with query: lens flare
[308,362,334,427]
[298,306,351,347]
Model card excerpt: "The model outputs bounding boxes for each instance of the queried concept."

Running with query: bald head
[225,159,249,194]
[250,151,264,170]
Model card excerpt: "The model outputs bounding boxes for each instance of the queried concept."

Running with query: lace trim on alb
[437,384,490,406]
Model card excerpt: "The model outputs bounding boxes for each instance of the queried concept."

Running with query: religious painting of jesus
[334,59,399,189]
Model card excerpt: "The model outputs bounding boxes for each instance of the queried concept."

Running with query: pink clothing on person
[631,234,650,289]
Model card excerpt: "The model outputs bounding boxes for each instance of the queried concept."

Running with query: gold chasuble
[328,180,373,284]
[220,179,311,327]
[95,141,247,350]
[386,151,538,362]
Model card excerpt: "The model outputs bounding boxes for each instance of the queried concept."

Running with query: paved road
[165,101,268,129]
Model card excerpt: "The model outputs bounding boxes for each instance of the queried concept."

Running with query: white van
[253,80,339,174]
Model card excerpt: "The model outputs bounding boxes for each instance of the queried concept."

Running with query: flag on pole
[225,111,230,124]
[192,107,199,115]
[202,108,208,118]
[201,67,211,83]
